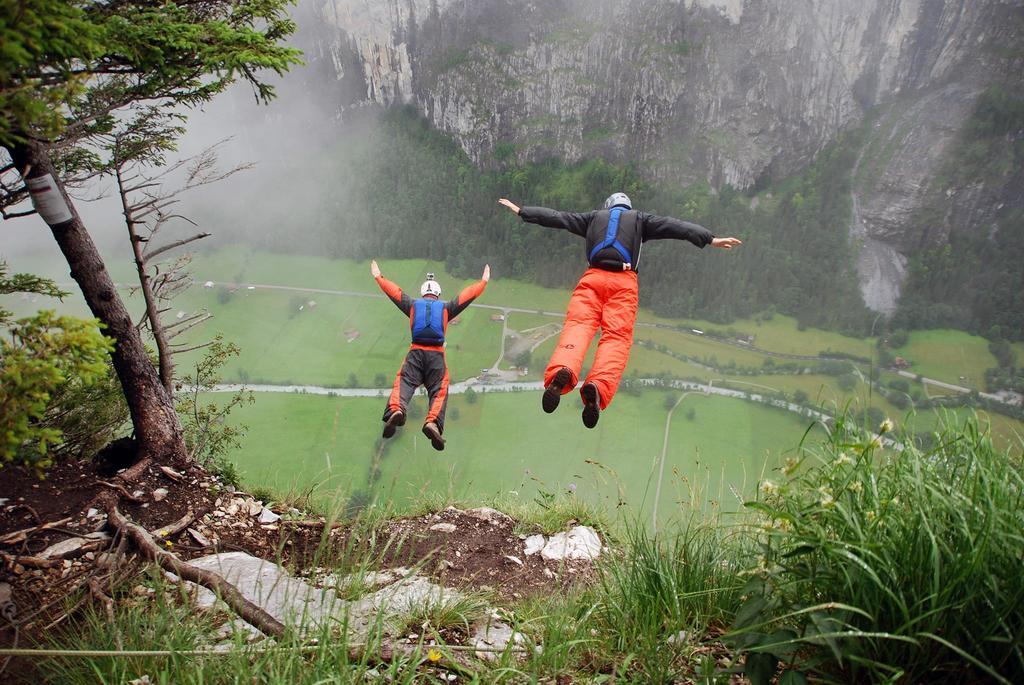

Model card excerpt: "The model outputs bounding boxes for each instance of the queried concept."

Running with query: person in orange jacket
[372,260,490,450]
[498,193,741,428]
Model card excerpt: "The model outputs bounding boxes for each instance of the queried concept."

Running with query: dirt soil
[377,507,594,601]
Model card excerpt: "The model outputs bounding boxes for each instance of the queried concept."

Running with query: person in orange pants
[499,193,741,428]
[372,260,489,450]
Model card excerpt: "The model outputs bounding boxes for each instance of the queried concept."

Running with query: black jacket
[518,206,714,272]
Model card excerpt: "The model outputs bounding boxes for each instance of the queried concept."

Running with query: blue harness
[588,207,633,268]
[412,298,445,345]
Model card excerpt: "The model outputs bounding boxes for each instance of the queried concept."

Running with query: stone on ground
[540,526,602,561]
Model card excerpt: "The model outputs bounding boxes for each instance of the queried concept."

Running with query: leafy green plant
[174,335,253,480]
[1,265,115,469]
[731,414,1024,683]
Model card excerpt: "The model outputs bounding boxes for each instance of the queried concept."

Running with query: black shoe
[581,383,600,429]
[542,367,573,414]
[422,422,445,451]
[382,411,406,439]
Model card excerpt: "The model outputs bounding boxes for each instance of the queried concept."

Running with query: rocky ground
[0,458,605,682]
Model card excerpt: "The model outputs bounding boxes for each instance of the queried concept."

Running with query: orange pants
[544,268,638,409]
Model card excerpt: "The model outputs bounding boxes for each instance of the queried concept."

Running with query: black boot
[422,421,445,451]
[581,383,600,429]
[382,410,406,439]
[542,367,573,414]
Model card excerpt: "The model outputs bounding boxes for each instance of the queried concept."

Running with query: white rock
[86,508,101,519]
[171,552,345,630]
[465,507,512,524]
[258,508,280,524]
[152,488,169,502]
[523,535,545,556]
[540,526,602,561]
[429,522,457,533]
[248,500,264,517]
[471,617,526,661]
[188,528,212,547]
[504,555,524,567]
[667,630,689,645]
[39,537,89,559]
[132,490,145,499]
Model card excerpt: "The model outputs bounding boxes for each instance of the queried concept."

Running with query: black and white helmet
[604,192,632,210]
[420,272,442,297]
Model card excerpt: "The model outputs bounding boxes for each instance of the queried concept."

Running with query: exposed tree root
[149,509,197,540]
[97,480,146,503]
[0,517,73,546]
[106,504,287,639]
[0,552,60,569]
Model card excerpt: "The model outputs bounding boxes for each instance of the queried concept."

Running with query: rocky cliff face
[304,0,1022,313]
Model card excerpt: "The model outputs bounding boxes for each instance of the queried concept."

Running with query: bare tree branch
[144,232,211,261]
[1,208,36,220]
[170,341,215,355]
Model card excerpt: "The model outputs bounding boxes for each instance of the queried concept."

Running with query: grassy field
[214,389,818,524]
[637,326,772,367]
[171,284,502,386]
[894,329,998,389]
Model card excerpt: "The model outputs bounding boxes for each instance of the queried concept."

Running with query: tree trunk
[9,138,188,466]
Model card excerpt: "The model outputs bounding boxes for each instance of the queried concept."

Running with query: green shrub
[734,414,1024,683]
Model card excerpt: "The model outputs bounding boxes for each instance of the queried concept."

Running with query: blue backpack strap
[589,207,633,267]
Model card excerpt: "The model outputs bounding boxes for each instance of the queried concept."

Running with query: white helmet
[604,192,632,210]
[420,272,442,298]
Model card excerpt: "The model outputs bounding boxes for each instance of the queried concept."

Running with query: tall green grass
[735,414,1024,683]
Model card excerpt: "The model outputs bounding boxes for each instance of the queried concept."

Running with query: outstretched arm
[640,213,719,248]
[371,260,413,315]
[499,198,593,238]
[446,264,490,320]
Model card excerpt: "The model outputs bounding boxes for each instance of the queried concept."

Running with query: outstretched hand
[482,264,491,282]
[370,260,381,278]
[498,198,520,215]
[711,237,743,250]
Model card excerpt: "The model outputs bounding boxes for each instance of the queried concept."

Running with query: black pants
[383,347,449,431]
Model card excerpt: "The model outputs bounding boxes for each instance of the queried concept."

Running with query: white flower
[879,418,894,435]
[834,452,854,466]
[760,480,779,496]
[783,457,799,476]
[849,480,863,494]
[818,486,834,508]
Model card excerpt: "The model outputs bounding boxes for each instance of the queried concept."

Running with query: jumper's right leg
[543,271,602,413]
[382,352,421,438]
